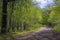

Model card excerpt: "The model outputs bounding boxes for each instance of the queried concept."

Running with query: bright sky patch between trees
[33,0,54,8]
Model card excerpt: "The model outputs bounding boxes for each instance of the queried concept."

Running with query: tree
[1,0,8,34]
[48,0,60,31]
[11,0,42,31]
[1,0,15,34]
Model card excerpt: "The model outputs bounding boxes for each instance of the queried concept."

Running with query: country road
[12,26,60,40]
[1,27,60,40]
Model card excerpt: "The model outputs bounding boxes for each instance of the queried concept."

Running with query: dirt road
[13,27,60,40]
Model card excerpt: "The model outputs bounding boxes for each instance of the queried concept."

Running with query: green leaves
[6,0,43,31]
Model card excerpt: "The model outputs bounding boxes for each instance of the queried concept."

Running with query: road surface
[1,26,60,40]
[13,27,60,40]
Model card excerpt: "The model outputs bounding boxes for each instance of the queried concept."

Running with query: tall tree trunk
[1,0,8,34]
[7,1,14,32]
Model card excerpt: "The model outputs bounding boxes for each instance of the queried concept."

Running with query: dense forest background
[0,0,60,34]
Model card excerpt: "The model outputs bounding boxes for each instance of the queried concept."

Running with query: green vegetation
[48,0,60,32]
[0,0,42,34]
[0,0,60,38]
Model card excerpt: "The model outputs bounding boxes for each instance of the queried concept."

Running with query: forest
[0,0,60,38]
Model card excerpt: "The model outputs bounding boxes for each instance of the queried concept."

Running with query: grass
[52,26,60,32]
[0,24,43,39]
[51,24,60,33]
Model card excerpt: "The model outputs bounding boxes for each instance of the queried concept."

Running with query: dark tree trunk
[1,0,8,34]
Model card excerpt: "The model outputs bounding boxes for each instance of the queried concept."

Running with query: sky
[33,0,54,8]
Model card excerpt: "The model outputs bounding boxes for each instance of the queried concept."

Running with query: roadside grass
[51,24,60,32]
[0,24,43,39]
